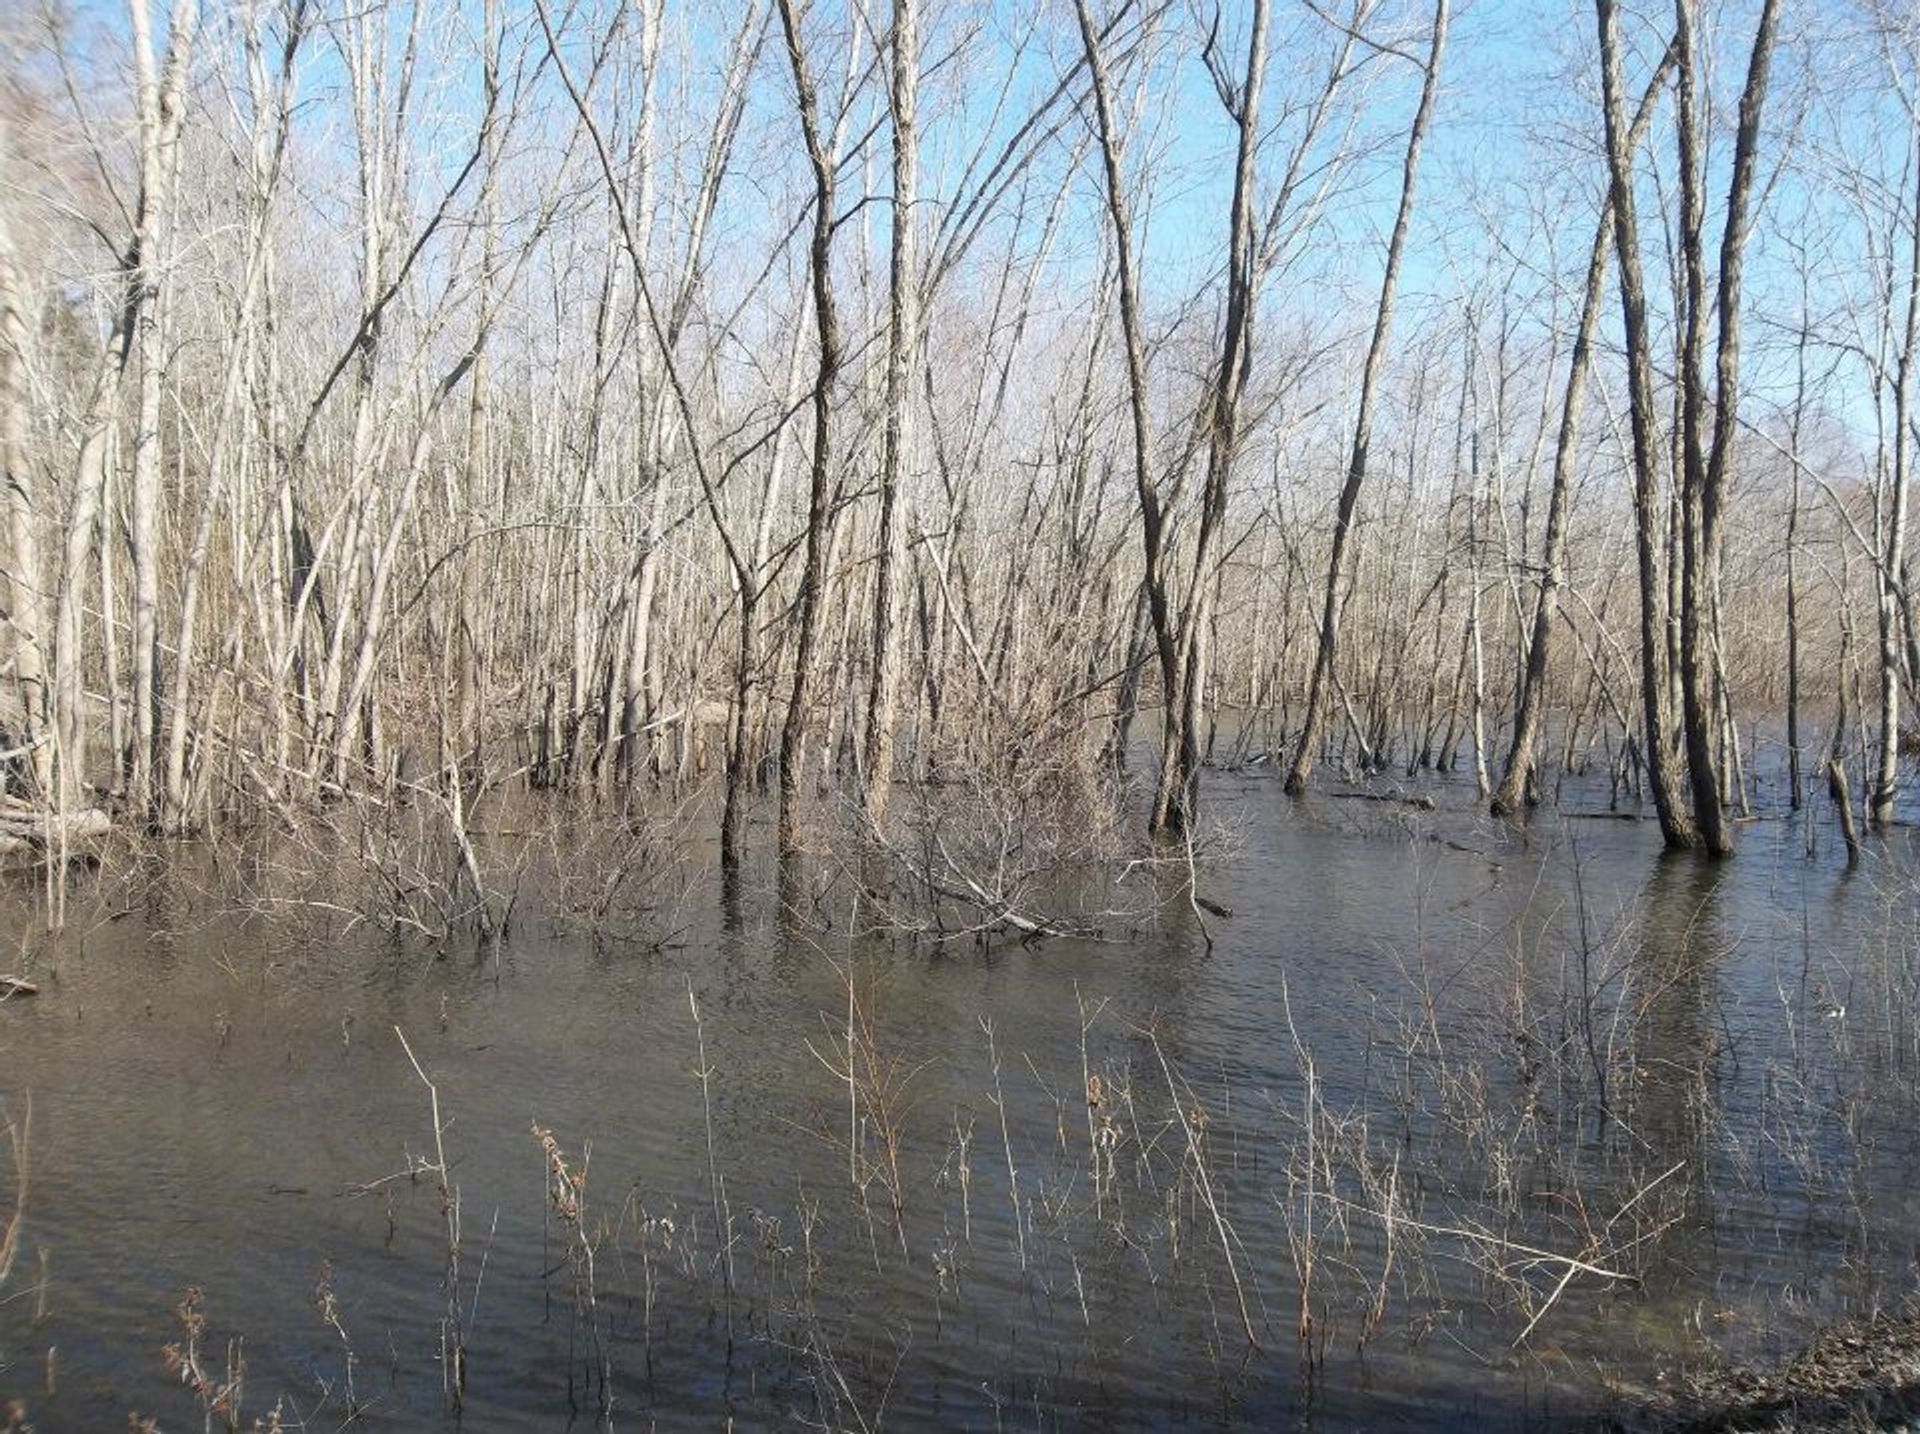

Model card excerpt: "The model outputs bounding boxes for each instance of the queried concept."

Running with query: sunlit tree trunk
[861,0,920,836]
[161,2,306,832]
[0,119,48,796]
[1492,47,1672,816]
[1286,0,1448,795]
[52,0,198,815]
[1074,0,1181,826]
[776,0,845,860]
[1873,131,1919,825]
[1155,0,1270,833]
[1595,0,1697,849]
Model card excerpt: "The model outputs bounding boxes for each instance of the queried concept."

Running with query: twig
[1148,1030,1261,1348]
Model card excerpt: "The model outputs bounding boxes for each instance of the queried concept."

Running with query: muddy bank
[1606,1311,1920,1432]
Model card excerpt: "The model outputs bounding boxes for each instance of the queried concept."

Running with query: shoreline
[1607,1310,1920,1432]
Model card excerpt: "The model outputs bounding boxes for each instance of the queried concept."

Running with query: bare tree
[51,0,198,815]
[1150,0,1272,833]
[0,113,48,799]
[1595,0,1697,848]
[1492,43,1676,816]
[1870,22,1919,826]
[861,0,920,836]
[775,0,847,861]
[1285,0,1450,795]
[0,0,1882,912]
[158,0,309,832]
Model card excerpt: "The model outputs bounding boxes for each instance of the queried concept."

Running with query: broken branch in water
[0,802,109,856]
[0,1093,28,1289]
[394,1025,467,1409]
[1312,1189,1642,1297]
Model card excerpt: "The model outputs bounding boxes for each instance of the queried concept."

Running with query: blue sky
[40,0,1909,447]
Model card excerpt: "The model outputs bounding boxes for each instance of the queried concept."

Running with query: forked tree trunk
[1701,0,1781,825]
[1153,0,1271,834]
[1595,0,1698,849]
[1671,0,1731,854]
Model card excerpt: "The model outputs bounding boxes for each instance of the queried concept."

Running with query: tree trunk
[861,0,920,837]
[1595,0,1697,849]
[775,0,843,860]
[1286,0,1449,795]
[1155,0,1271,834]
[1074,0,1182,830]
[0,120,49,799]
[1673,0,1730,854]
[1492,47,1672,816]
[1873,117,1919,825]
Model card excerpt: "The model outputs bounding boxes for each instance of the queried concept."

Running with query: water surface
[1,770,1916,1429]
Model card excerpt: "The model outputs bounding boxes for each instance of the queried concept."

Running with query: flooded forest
[3,0,1920,1428]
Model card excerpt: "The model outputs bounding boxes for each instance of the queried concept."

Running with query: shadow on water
[1626,852,1726,1170]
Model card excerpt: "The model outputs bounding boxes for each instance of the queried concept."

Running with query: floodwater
[1,764,1918,1430]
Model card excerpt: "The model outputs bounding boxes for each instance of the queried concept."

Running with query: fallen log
[1328,787,1438,812]
[0,804,111,853]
